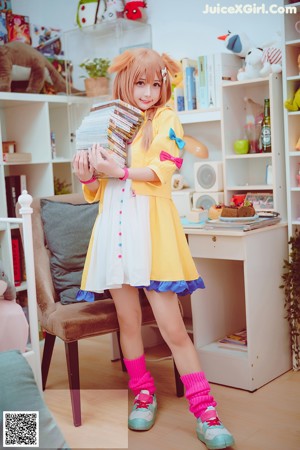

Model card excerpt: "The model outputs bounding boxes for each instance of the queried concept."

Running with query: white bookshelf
[282,1,300,236]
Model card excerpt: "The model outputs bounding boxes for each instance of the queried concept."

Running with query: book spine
[11,235,22,286]
[5,175,21,217]
[197,55,209,109]
[185,66,197,110]
[207,54,216,108]
[173,87,185,112]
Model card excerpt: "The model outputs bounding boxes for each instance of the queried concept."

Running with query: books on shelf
[181,57,197,111]
[218,329,247,352]
[196,52,242,109]
[5,174,27,217]
[3,152,32,163]
[75,99,144,172]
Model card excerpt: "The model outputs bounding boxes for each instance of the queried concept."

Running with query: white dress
[84,178,152,292]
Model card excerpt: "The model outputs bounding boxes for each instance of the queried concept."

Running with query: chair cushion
[40,199,109,304]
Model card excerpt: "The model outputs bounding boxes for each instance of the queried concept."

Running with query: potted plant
[280,229,300,370]
[79,57,111,97]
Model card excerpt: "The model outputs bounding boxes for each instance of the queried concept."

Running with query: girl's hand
[89,144,124,178]
[72,150,94,182]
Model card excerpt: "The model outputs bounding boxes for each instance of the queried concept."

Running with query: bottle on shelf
[260,98,271,153]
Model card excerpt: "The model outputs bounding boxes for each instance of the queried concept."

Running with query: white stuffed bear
[237,48,264,81]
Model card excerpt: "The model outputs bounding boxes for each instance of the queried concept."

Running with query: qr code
[3,411,39,447]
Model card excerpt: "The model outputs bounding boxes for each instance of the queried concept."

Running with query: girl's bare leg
[110,285,144,359]
[144,289,202,375]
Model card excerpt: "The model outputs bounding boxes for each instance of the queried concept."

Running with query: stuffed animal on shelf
[124,1,147,20]
[284,87,300,112]
[296,137,300,151]
[237,47,264,81]
[218,31,282,80]
[102,0,124,21]
[0,41,82,94]
[0,261,16,301]
[76,0,106,27]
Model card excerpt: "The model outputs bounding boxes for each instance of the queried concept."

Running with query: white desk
[186,223,292,391]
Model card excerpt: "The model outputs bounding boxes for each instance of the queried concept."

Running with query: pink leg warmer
[181,372,217,419]
[123,354,156,396]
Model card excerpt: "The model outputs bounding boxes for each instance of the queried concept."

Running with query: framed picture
[245,192,274,211]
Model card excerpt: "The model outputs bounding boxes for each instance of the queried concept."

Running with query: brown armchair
[17,193,183,427]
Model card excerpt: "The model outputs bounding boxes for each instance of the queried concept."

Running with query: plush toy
[0,261,16,301]
[102,0,124,21]
[124,1,147,20]
[218,31,282,80]
[237,47,264,81]
[218,31,255,57]
[0,41,81,94]
[76,0,106,27]
[284,87,300,112]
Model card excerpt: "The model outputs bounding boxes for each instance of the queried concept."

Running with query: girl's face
[133,72,161,111]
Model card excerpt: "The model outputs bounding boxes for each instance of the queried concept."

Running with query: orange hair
[108,48,180,150]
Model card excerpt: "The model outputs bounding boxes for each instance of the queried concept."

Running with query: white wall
[11,0,284,58]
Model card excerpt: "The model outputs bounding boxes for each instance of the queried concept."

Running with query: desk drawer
[188,234,245,260]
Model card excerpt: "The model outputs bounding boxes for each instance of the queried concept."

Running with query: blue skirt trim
[139,277,205,296]
[76,277,205,302]
[76,290,97,302]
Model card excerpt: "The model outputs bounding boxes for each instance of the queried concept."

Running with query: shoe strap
[201,408,218,422]
[135,392,153,404]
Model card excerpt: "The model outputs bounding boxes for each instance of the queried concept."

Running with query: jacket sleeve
[82,179,107,204]
[146,108,184,186]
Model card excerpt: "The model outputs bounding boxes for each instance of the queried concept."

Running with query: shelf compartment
[1,102,51,162]
[4,163,54,198]
[287,114,300,152]
[222,78,269,157]
[290,190,300,222]
[285,42,300,78]
[225,157,272,188]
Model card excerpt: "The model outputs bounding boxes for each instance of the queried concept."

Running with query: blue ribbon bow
[169,128,185,150]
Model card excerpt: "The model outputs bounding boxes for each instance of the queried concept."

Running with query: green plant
[79,57,110,79]
[280,228,300,370]
[54,177,72,195]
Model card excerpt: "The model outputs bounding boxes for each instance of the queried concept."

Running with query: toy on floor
[284,87,300,112]
[0,41,82,94]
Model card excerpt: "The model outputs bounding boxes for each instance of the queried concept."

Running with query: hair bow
[160,151,183,169]
[169,128,185,150]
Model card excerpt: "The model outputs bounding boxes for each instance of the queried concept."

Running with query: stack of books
[75,99,144,171]
[217,329,247,352]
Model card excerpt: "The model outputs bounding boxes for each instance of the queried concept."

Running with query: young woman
[72,48,234,450]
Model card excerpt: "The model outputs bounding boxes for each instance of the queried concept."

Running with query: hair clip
[161,67,167,82]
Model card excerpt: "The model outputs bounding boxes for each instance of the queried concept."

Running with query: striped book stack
[75,99,144,171]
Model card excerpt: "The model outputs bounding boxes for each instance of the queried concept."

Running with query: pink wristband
[119,167,129,181]
[79,176,97,184]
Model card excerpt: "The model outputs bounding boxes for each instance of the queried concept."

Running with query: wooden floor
[43,335,300,450]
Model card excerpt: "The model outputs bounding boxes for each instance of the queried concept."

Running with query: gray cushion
[40,199,100,304]
[0,350,69,449]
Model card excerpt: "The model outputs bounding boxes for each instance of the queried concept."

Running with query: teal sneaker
[196,406,235,449]
[128,389,157,431]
